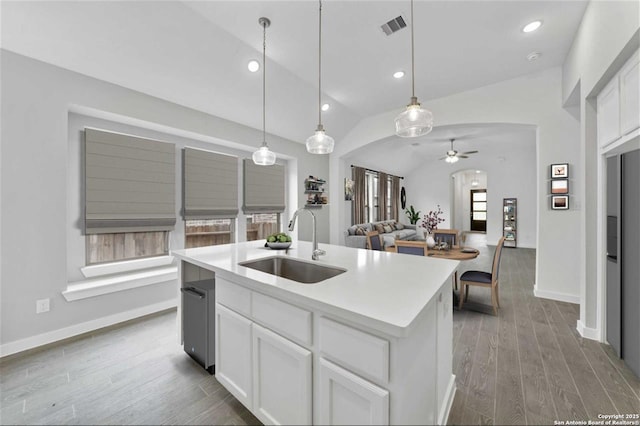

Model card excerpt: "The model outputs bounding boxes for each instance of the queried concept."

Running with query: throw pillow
[383,225,393,233]
[348,225,358,235]
[355,226,367,236]
[385,221,396,230]
[374,223,385,234]
[395,222,405,230]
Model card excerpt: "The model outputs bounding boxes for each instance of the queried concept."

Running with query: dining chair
[458,237,506,315]
[394,240,428,256]
[433,229,459,247]
[365,231,383,251]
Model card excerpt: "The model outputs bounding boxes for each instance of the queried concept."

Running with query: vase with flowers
[421,205,445,248]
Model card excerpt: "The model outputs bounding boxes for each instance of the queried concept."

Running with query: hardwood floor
[1,235,638,425]
[449,234,640,425]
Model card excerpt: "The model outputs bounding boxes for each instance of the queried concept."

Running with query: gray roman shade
[243,159,285,213]
[84,128,176,234]
[183,147,238,219]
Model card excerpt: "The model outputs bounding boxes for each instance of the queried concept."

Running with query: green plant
[405,205,421,225]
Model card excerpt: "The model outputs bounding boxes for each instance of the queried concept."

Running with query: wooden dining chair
[458,237,506,315]
[365,231,383,251]
[433,229,460,247]
[394,240,428,256]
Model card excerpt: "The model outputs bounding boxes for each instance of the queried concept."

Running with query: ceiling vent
[381,16,407,36]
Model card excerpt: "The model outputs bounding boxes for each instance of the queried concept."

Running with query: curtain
[377,172,388,221]
[391,176,400,221]
[353,166,366,224]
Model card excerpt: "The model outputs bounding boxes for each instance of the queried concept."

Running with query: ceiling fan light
[445,155,459,164]
[252,145,276,165]
[395,101,433,138]
[306,127,334,154]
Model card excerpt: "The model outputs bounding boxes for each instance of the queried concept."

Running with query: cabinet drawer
[217,277,251,317]
[252,292,312,346]
[319,317,389,384]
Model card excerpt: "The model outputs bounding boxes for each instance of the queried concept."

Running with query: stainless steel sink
[239,256,346,284]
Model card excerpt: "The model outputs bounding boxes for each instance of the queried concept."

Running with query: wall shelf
[503,198,517,248]
[305,176,327,208]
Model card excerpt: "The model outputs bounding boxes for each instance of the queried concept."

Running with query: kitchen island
[173,240,458,425]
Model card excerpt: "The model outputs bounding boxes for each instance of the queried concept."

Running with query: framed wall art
[551,195,569,210]
[550,179,569,194]
[550,163,569,179]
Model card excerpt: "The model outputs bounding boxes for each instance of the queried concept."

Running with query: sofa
[344,220,417,249]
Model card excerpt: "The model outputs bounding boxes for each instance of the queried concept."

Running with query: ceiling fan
[439,138,478,163]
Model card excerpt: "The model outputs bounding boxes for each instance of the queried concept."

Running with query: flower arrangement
[421,205,445,234]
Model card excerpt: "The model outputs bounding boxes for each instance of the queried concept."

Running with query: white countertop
[172,241,459,337]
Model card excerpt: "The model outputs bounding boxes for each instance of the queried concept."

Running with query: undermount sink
[239,256,346,284]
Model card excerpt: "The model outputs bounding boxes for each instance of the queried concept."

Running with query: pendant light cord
[318,0,323,127]
[262,19,267,146]
[410,0,415,98]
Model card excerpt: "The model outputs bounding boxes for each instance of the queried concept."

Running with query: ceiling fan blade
[457,155,469,159]
[437,156,447,160]
[460,150,478,155]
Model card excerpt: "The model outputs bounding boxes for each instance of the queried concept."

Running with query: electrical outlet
[36,298,50,314]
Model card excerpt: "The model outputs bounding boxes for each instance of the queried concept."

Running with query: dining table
[386,244,480,290]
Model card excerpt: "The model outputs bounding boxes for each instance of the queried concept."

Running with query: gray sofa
[344,220,417,249]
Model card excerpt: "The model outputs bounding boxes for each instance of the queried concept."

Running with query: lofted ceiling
[1,0,587,147]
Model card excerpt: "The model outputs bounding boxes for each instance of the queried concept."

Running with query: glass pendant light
[253,17,276,166]
[394,0,433,138]
[306,0,334,154]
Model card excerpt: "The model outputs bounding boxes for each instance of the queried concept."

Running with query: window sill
[81,255,174,278]
[63,266,177,302]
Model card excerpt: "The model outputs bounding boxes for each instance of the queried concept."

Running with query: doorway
[470,189,487,232]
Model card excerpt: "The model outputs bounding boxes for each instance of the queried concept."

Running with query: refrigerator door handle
[181,287,206,299]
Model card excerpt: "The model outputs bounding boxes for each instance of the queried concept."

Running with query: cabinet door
[597,77,621,147]
[215,303,252,409]
[252,323,312,425]
[620,52,640,135]
[318,358,389,426]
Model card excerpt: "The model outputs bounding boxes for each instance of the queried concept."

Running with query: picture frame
[344,178,354,201]
[550,179,569,194]
[551,195,569,210]
[550,163,569,179]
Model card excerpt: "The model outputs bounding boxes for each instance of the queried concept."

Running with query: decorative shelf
[503,198,517,248]
[305,176,327,208]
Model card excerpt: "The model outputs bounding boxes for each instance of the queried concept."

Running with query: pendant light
[306,0,334,154]
[394,0,433,138]
[252,17,276,166]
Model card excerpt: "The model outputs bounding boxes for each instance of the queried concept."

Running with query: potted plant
[405,205,421,225]
[421,205,445,248]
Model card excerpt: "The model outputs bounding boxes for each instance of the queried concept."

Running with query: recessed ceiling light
[321,103,330,112]
[393,71,405,79]
[476,170,481,174]
[247,60,260,72]
[527,51,542,62]
[522,20,542,33]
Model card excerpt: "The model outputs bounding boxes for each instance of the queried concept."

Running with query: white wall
[331,66,580,301]
[561,1,639,337]
[0,50,329,351]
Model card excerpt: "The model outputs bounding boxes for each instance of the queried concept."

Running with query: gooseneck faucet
[288,208,326,261]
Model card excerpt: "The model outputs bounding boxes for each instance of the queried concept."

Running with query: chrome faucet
[288,208,326,261]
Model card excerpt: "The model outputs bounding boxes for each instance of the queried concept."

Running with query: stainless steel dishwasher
[181,279,215,374]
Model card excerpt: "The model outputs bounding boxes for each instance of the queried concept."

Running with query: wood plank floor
[1,234,638,425]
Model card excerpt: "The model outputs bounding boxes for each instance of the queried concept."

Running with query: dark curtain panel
[353,167,366,224]
[391,176,400,221]
[378,172,388,221]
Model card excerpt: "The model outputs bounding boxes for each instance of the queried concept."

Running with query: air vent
[381,15,407,36]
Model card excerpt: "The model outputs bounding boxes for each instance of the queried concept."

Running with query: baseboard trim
[577,320,601,341]
[439,374,457,426]
[533,284,580,304]
[0,299,177,358]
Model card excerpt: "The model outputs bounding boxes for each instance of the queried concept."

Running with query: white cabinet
[252,323,312,425]
[598,51,640,148]
[215,303,253,409]
[620,52,640,136]
[598,77,621,147]
[318,358,389,425]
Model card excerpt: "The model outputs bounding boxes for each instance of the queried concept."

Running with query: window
[86,231,168,265]
[386,175,393,220]
[185,219,234,248]
[247,213,280,241]
[365,171,378,223]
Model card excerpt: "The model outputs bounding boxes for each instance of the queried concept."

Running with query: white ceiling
[1,0,587,146]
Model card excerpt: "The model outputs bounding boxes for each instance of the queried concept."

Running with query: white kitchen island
[172,241,458,426]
